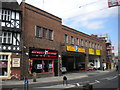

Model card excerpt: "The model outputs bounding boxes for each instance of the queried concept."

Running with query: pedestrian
[116,65,118,71]
[63,75,67,86]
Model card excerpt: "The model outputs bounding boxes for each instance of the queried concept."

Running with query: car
[62,67,67,73]
[77,64,85,71]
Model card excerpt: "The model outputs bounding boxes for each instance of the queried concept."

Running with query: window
[70,36,74,44]
[76,38,79,45]
[42,28,47,38]
[89,42,92,48]
[31,60,53,73]
[1,32,12,44]
[64,34,68,43]
[35,26,41,37]
[85,40,87,47]
[81,39,84,46]
[0,55,8,76]
[48,30,53,40]
[0,55,8,61]
[1,9,11,21]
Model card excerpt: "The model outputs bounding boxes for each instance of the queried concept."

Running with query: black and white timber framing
[0,0,22,53]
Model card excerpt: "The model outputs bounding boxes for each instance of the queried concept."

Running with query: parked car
[77,63,95,71]
[77,64,85,70]
[62,66,67,73]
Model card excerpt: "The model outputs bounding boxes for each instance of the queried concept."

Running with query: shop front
[29,48,58,77]
[0,52,12,79]
[62,46,86,72]
[88,49,101,69]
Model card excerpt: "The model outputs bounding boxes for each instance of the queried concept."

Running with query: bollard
[33,72,37,82]
[63,75,68,86]
[24,77,29,90]
[83,83,93,90]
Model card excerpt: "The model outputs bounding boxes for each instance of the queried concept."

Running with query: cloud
[81,21,104,30]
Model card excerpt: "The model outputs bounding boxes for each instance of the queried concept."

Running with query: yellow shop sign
[78,48,85,53]
[89,48,94,55]
[96,50,101,55]
[66,46,76,51]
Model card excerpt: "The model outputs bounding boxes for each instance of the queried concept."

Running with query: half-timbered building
[0,0,21,80]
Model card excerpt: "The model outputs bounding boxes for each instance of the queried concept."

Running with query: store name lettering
[31,50,57,55]
[32,54,57,57]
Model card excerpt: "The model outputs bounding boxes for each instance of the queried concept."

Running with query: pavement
[1,70,114,89]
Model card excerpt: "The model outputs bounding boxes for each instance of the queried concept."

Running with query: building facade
[0,0,22,80]
[20,1,107,79]
[0,0,110,80]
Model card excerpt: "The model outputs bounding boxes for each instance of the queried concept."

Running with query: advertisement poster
[37,64,42,69]
[12,58,20,67]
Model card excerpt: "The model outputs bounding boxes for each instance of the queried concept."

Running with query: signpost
[118,60,120,90]
[24,78,29,90]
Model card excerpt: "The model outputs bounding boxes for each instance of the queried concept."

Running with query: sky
[17,0,118,56]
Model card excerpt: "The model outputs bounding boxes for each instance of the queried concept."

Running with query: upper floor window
[85,40,88,47]
[70,36,74,44]
[42,28,47,38]
[76,38,79,45]
[0,9,11,21]
[64,34,68,43]
[81,39,84,46]
[35,26,41,37]
[48,30,54,40]
[0,32,12,44]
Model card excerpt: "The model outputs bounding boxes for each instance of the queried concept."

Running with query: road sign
[24,80,28,84]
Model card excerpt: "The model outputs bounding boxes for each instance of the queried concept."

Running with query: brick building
[20,1,107,79]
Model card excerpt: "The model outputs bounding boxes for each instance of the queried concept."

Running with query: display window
[31,60,54,74]
[0,55,8,76]
[29,48,58,74]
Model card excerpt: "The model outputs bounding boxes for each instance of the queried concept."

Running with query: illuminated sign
[96,50,101,55]
[108,0,120,8]
[66,46,76,52]
[29,48,58,59]
[78,48,85,53]
[89,48,94,55]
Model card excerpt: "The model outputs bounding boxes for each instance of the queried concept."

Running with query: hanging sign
[108,0,120,8]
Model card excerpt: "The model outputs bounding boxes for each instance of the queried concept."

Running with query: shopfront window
[31,60,53,73]
[0,55,8,76]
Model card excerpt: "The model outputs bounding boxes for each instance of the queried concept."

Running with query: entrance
[0,55,8,76]
[62,52,85,72]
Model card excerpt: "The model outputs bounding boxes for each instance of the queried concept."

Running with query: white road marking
[90,80,100,85]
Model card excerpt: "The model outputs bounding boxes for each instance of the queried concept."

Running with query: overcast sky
[17,0,118,56]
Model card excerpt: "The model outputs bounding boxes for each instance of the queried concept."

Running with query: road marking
[101,75,118,80]
[90,80,100,85]
[106,76,117,80]
[76,83,80,86]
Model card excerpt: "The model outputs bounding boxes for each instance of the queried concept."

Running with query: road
[2,70,119,90]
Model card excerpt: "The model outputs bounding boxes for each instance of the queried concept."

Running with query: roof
[0,0,21,11]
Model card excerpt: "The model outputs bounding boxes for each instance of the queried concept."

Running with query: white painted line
[95,80,100,83]
[76,83,80,86]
